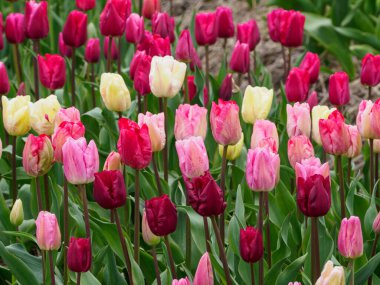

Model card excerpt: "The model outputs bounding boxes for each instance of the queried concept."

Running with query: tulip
[35,211,61,251]
[288,135,314,168]
[370,98,380,139]
[17,83,26,96]
[30,95,61,135]
[307,91,318,110]
[195,12,217,46]
[142,210,161,246]
[100,73,131,112]
[356,100,375,139]
[174,104,208,140]
[54,107,81,129]
[37,54,66,90]
[360,53,380,87]
[267,9,282,42]
[152,12,175,43]
[85,38,101,63]
[295,157,330,181]
[125,13,144,44]
[176,29,201,68]
[67,237,91,272]
[239,226,264,263]
[145,194,177,236]
[299,52,320,84]
[338,216,363,259]
[229,41,250,74]
[218,133,244,161]
[103,37,119,60]
[100,0,131,37]
[138,112,165,152]
[0,62,10,95]
[137,32,171,57]
[130,50,146,80]
[2,95,31,136]
[312,105,336,145]
[193,252,214,285]
[373,212,380,234]
[237,20,260,51]
[149,56,187,98]
[117,118,152,169]
[134,54,152,96]
[62,10,87,47]
[5,13,25,44]
[23,134,54,177]
[319,110,350,155]
[62,137,99,185]
[103,151,122,171]
[287,102,311,137]
[93,170,126,209]
[242,86,273,124]
[219,73,233,101]
[251,120,279,152]
[246,146,280,191]
[172,278,191,285]
[10,199,24,227]
[142,0,160,20]
[328,71,350,106]
[187,75,209,105]
[315,260,345,285]
[279,10,305,47]
[215,6,234,38]
[58,33,73,58]
[76,0,95,11]
[24,1,49,40]
[210,99,242,146]
[285,67,310,102]
[52,121,85,163]
[346,125,362,158]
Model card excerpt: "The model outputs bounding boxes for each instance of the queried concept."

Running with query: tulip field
[1,0,380,284]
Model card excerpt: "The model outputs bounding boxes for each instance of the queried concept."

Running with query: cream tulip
[2,95,31,136]
[241,86,273,124]
[315,260,345,285]
[30,95,61,135]
[218,133,244,161]
[312,105,336,145]
[100,73,131,112]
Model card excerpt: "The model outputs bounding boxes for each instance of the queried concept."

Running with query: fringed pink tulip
[288,135,314,169]
[346,125,362,158]
[174,104,208,140]
[250,120,279,153]
[138,112,165,152]
[193,252,214,285]
[286,102,311,138]
[356,100,376,139]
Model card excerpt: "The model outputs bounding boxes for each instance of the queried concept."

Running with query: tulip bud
[219,73,233,101]
[316,260,345,285]
[142,210,161,246]
[328,72,350,106]
[286,102,311,138]
[285,67,310,102]
[149,56,187,98]
[2,95,31,136]
[237,20,260,51]
[93,170,126,209]
[373,212,380,234]
[215,6,234,38]
[360,53,380,87]
[267,9,282,43]
[62,10,87,48]
[279,10,305,47]
[103,152,122,171]
[138,112,165,152]
[103,37,119,60]
[346,125,362,158]
[312,105,336,145]
[137,32,171,57]
[117,118,152,169]
[176,29,200,67]
[250,120,279,153]
[356,100,375,139]
[152,12,175,43]
[174,104,208,141]
[218,133,244,161]
[76,0,95,11]
[0,62,10,95]
[58,33,73,58]
[239,226,264,263]
[68,237,91,272]
[38,54,66,90]
[145,194,177,236]
[10,199,24,227]
[338,216,363,259]
[172,278,191,285]
[193,252,214,285]
[24,1,49,40]
[35,211,61,251]
[229,41,250,74]
[195,12,217,46]
[54,107,81,129]
[30,95,61,135]
[288,135,314,169]
[100,0,131,37]
[5,13,25,44]
[242,86,273,124]
[187,75,209,105]
[100,73,131,112]
[299,52,320,84]
[370,98,380,139]
[85,38,101,63]
[130,50,145,80]
[63,138,99,185]
[307,91,318,111]
[134,53,152,96]
[125,13,144,44]
[210,99,242,146]
[142,0,160,20]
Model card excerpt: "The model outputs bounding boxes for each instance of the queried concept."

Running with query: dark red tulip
[137,31,171,57]
[219,73,233,101]
[62,10,87,48]
[195,12,217,46]
[299,52,320,84]
[239,226,264,263]
[329,71,350,106]
[103,37,119,60]
[130,50,146,80]
[215,6,234,39]
[24,1,49,40]
[37,54,66,90]
[145,194,177,236]
[58,33,73,58]
[67,237,91,272]
[85,38,101,63]
[0,62,10,95]
[117,118,152,169]
[307,91,318,111]
[99,0,131,37]
[184,171,226,217]
[229,41,250,74]
[152,12,175,43]
[360,53,380,87]
[237,20,260,51]
[285,67,310,102]
[125,13,144,44]
[5,13,25,44]
[267,8,283,43]
[279,10,305,47]
[93,170,126,209]
[76,0,96,11]
[134,54,152,96]
[187,75,209,106]
[175,29,201,71]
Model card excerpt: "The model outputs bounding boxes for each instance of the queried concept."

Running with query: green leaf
[275,253,308,285]
[355,253,380,284]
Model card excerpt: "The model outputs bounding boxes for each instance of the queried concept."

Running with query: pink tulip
[58,33,73,58]
[346,125,362,158]
[0,62,10,95]
[38,54,66,90]
[295,157,330,184]
[175,29,201,69]
[125,13,144,44]
[103,151,122,171]
[229,41,250,74]
[76,0,95,11]
[138,112,165,152]
[279,10,305,47]
[328,71,350,106]
[210,99,242,146]
[246,146,280,191]
[62,137,99,185]
[103,37,119,60]
[193,252,214,285]
[24,1,49,40]
[133,53,152,96]
[267,9,282,43]
[370,98,380,139]
[62,10,87,48]
[142,0,160,20]
[286,102,311,138]
[356,100,376,139]
[54,107,81,129]
[137,31,171,57]
[172,278,191,285]
[285,67,310,102]
[85,38,101,63]
[250,120,279,153]
[373,212,380,234]
[237,20,260,51]
[99,0,131,37]
[176,136,209,178]
[215,6,234,39]
[152,12,175,43]
[195,12,217,46]
[361,53,380,87]
[299,52,320,84]
[307,91,318,110]
[338,216,363,259]
[288,135,314,168]
[5,13,25,44]
[35,211,61,251]
[174,104,208,140]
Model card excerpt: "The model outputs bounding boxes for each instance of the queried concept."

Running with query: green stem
[71,48,76,106]
[79,185,91,239]
[163,99,168,181]
[12,136,17,203]
[48,250,55,285]
[337,156,346,218]
[63,177,69,285]
[107,36,112,72]
[311,217,321,283]
[264,192,271,268]
[250,262,255,285]
[43,174,50,211]
[205,45,210,93]
[219,145,228,242]
[203,217,211,253]
[117,37,122,74]
[152,246,161,285]
[33,40,40,100]
[368,234,379,285]
[133,169,140,264]
[370,139,374,195]
[258,192,264,285]
[91,63,96,108]
[35,177,43,212]
[76,272,81,285]
[164,236,177,279]
[152,154,163,195]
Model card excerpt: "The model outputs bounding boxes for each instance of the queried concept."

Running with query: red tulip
[187,75,209,105]
[361,54,380,87]
[85,38,101,63]
[67,237,91,272]
[239,226,263,263]
[130,50,146,80]
[103,37,119,60]
[229,41,250,74]
[237,20,260,51]
[137,31,171,57]
[279,10,305,47]
[38,54,66,90]
[100,0,131,37]
[58,33,73,58]
[142,0,160,20]
[93,170,126,209]
[125,13,144,44]
[285,67,310,102]
[134,54,152,96]
[5,13,25,44]
[24,1,49,40]
[62,10,87,48]
[145,194,177,236]
[152,12,175,43]
[0,62,10,95]
[215,6,234,38]
[328,71,350,106]
[267,9,282,43]
[307,91,318,111]
[219,73,233,101]
[175,29,201,70]
[195,12,217,46]
[299,52,320,84]
[76,0,95,11]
